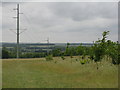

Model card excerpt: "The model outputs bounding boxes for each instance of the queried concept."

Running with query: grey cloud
[49,2,118,21]
[2,2,118,43]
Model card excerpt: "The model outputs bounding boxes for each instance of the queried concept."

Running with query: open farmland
[2,56,118,88]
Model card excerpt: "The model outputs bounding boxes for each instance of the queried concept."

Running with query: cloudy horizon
[2,2,118,43]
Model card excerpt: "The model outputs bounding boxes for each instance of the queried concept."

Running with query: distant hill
[1,42,94,53]
[1,42,94,47]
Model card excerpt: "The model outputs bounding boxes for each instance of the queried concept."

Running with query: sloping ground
[2,57,118,88]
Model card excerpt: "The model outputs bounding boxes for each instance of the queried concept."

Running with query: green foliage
[45,55,53,61]
[64,42,70,56]
[61,56,65,60]
[54,61,57,63]
[89,46,95,60]
[67,42,70,48]
[21,52,46,58]
[2,31,119,66]
[80,60,86,65]
[93,31,109,62]
[105,40,119,64]
[80,59,90,65]
[65,44,76,56]
[76,59,78,61]
[21,53,34,58]
[82,55,85,59]
[52,48,62,57]
[92,31,119,65]
[76,44,84,55]
[2,47,10,59]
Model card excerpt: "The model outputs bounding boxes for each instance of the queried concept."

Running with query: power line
[20,13,38,43]
[21,12,45,43]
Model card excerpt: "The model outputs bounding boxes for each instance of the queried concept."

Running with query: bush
[54,61,57,63]
[76,59,78,61]
[70,55,73,58]
[82,55,85,59]
[61,56,65,60]
[2,47,10,59]
[45,55,53,61]
[80,60,86,65]
[89,55,94,60]
[80,59,90,65]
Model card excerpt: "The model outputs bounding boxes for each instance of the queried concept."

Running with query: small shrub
[61,56,65,60]
[54,61,57,63]
[89,55,94,60]
[80,60,86,65]
[45,55,53,61]
[86,59,91,64]
[76,59,78,61]
[70,55,73,58]
[80,59,90,65]
[82,56,85,59]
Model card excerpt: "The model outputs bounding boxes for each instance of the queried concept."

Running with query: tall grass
[2,56,118,88]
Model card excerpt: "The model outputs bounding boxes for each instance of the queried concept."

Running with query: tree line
[2,31,120,65]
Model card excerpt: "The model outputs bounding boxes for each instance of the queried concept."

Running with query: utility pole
[46,37,50,55]
[12,4,26,58]
[17,4,19,58]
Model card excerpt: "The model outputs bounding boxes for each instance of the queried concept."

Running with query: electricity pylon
[12,4,26,58]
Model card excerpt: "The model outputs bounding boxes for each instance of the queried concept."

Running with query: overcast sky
[1,1,118,43]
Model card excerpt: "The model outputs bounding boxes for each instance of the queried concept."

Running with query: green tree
[106,40,120,64]
[2,47,10,59]
[92,31,109,69]
[93,31,109,62]
[65,43,70,56]
[52,48,62,56]
[76,44,84,56]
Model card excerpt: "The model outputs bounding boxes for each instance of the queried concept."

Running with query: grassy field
[2,56,118,88]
